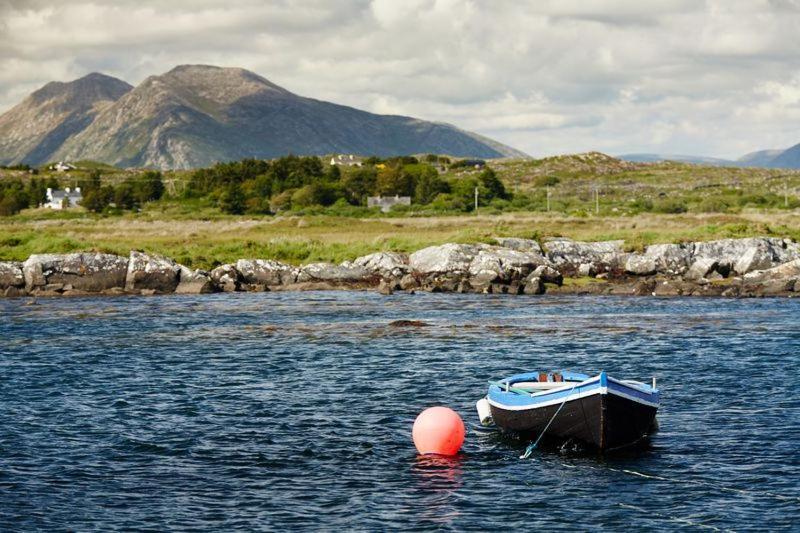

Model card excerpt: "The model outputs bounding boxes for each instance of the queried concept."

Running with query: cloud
[1,0,800,158]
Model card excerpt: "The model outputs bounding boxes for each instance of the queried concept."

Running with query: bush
[653,198,688,214]
[533,175,560,187]
[219,182,245,214]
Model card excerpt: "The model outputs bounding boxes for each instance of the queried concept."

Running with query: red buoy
[412,406,465,456]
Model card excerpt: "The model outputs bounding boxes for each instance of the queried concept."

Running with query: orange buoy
[412,406,465,456]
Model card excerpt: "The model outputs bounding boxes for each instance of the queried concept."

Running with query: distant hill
[0,65,525,169]
[0,73,133,166]
[618,153,736,166]
[736,149,786,167]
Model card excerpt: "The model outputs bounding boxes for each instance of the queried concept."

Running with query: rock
[388,320,429,327]
[733,246,774,276]
[742,258,800,285]
[691,238,785,275]
[399,274,419,290]
[685,257,718,282]
[624,254,657,276]
[377,279,394,295]
[578,263,597,277]
[456,279,473,293]
[523,275,545,295]
[23,253,128,292]
[545,238,626,272]
[352,252,409,278]
[632,279,656,296]
[125,251,180,293]
[531,265,563,286]
[493,237,543,254]
[409,243,478,275]
[236,259,298,286]
[0,261,25,289]
[4,286,26,297]
[210,264,242,292]
[175,265,216,294]
[642,243,691,276]
[296,262,369,283]
[468,246,549,284]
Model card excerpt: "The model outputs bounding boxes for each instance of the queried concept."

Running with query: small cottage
[367,195,411,213]
[330,154,363,167]
[49,161,76,172]
[45,187,82,209]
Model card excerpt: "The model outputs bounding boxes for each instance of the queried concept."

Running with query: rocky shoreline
[2,237,800,298]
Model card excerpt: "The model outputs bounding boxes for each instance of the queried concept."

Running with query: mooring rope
[520,381,579,459]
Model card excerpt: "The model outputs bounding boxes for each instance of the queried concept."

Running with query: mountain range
[620,146,800,169]
[0,65,525,169]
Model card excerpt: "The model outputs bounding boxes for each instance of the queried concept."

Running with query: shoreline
[2,236,800,299]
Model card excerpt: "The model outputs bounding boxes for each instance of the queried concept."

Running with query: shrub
[533,175,560,187]
[653,198,687,214]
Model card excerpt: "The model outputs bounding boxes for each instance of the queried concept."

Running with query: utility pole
[594,185,599,214]
[785,181,789,208]
[474,186,478,211]
[546,186,551,212]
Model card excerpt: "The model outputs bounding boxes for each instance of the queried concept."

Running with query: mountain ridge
[0,65,525,169]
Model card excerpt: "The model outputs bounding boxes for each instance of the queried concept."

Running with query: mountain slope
[0,73,133,166]
[736,149,785,167]
[618,153,735,166]
[37,65,525,169]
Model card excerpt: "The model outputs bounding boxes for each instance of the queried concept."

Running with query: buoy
[412,406,465,456]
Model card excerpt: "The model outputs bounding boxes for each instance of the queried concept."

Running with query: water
[1,292,799,531]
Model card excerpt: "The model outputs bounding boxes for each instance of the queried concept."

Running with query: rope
[520,381,579,459]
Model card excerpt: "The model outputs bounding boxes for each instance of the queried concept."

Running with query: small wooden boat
[477,370,659,451]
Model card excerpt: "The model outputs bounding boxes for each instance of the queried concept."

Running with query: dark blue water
[1,293,799,531]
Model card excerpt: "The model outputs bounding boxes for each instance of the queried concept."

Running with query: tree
[81,186,114,213]
[114,183,138,210]
[133,171,164,204]
[219,182,245,214]
[375,166,413,196]
[478,168,509,200]
[342,167,377,205]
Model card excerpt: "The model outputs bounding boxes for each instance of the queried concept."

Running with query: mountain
[0,73,133,166]
[736,149,785,167]
[618,153,736,166]
[0,65,525,169]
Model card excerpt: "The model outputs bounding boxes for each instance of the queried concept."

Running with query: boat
[476,370,659,451]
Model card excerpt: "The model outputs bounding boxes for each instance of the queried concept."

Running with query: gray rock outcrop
[493,237,543,254]
[353,252,409,278]
[545,238,626,273]
[210,264,242,292]
[125,251,180,293]
[236,259,298,286]
[23,253,128,292]
[296,262,370,283]
[0,261,25,289]
[175,265,216,294]
[409,243,478,275]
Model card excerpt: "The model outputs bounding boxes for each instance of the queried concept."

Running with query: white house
[330,154,363,167]
[367,195,411,213]
[48,161,76,172]
[45,187,82,209]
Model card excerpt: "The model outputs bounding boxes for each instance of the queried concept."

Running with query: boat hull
[490,391,657,451]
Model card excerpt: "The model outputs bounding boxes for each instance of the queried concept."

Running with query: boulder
[377,279,394,295]
[624,254,657,276]
[296,262,369,283]
[409,243,478,275]
[493,237,543,254]
[352,252,409,278]
[522,275,545,295]
[467,246,549,284]
[685,257,718,282]
[544,238,626,272]
[399,274,419,290]
[23,253,128,292]
[236,259,298,286]
[691,238,786,275]
[531,265,563,286]
[210,264,242,292]
[742,258,800,285]
[642,243,692,276]
[578,263,597,277]
[175,265,216,294]
[125,251,180,293]
[0,261,24,289]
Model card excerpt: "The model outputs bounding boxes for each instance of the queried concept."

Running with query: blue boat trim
[487,371,660,410]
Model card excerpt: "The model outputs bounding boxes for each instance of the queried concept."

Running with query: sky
[2,0,800,159]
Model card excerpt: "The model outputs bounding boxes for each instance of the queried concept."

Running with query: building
[48,161,76,172]
[330,154,363,167]
[367,195,411,213]
[45,187,82,209]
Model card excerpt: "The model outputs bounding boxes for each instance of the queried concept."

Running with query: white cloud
[1,0,800,158]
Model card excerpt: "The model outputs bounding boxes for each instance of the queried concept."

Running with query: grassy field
[2,209,800,269]
[3,153,800,267]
